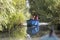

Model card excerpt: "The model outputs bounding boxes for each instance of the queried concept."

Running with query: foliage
[0,0,30,40]
[29,0,60,24]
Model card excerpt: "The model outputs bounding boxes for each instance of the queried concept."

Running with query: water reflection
[40,27,59,40]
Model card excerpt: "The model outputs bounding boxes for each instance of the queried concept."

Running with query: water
[40,34,59,40]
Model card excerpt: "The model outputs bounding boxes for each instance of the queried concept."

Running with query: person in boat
[27,15,39,36]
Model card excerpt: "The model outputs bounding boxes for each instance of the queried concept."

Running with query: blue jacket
[27,19,39,35]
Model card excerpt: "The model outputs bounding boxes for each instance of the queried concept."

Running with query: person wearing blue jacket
[27,15,39,35]
[31,15,39,34]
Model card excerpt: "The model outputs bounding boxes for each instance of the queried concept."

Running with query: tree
[29,0,60,25]
[0,0,30,40]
